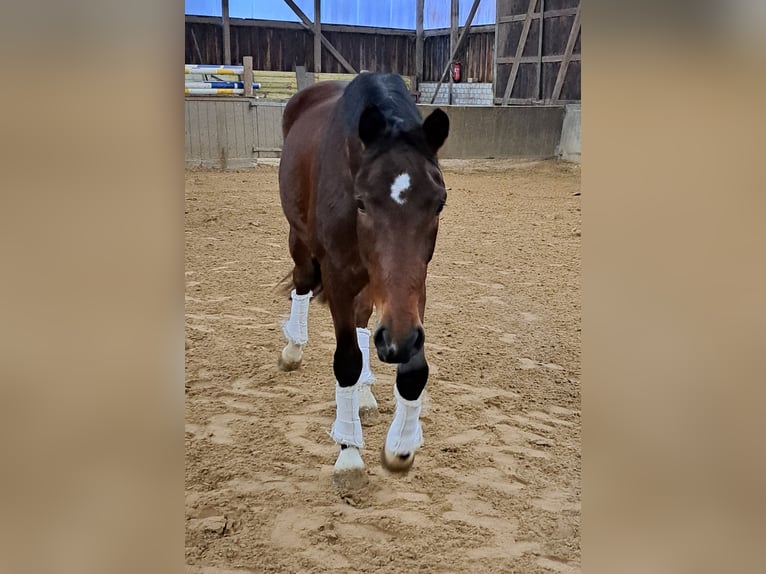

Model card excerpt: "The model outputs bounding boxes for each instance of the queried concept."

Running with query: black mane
[340,73,422,140]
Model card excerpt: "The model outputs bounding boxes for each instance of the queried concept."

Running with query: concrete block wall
[557,104,581,162]
[417,104,566,159]
[418,82,493,106]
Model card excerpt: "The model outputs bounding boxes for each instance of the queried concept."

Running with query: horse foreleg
[353,286,379,423]
[327,284,367,489]
[381,347,428,473]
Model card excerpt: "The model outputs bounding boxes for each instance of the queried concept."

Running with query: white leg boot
[356,327,379,423]
[381,385,424,473]
[278,289,311,371]
[331,382,366,490]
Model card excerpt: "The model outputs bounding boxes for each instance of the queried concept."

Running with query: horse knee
[334,345,363,387]
[293,257,320,295]
[395,362,429,401]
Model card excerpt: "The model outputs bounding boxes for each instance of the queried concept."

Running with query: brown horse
[277,72,449,487]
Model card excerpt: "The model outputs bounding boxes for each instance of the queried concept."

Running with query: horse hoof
[278,342,303,371]
[359,406,380,426]
[380,446,415,473]
[358,385,379,425]
[333,447,367,492]
[277,355,301,372]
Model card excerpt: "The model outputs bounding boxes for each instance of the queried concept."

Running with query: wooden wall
[423,30,495,83]
[185,99,285,168]
[185,13,581,101]
[186,19,415,76]
[494,0,581,103]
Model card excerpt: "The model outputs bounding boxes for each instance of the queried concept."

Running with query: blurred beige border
[0,2,185,573]
[584,2,766,572]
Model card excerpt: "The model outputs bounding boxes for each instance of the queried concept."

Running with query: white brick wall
[417,82,493,106]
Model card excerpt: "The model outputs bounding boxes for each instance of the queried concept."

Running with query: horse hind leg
[354,287,379,424]
[278,234,320,372]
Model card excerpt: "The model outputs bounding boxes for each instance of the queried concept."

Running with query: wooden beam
[314,0,321,73]
[496,54,581,65]
[430,0,482,105]
[243,56,253,97]
[502,0,538,105]
[493,0,499,102]
[190,27,204,64]
[222,0,231,65]
[423,24,495,37]
[497,7,578,24]
[537,0,544,101]
[449,0,458,104]
[186,15,417,36]
[415,0,424,84]
[282,0,357,74]
[551,2,581,102]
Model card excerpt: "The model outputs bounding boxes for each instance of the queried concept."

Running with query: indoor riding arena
[185,1,581,573]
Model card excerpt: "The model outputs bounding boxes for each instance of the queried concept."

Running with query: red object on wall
[451,61,461,83]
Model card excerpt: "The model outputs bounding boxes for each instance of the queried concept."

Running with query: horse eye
[436,200,446,214]
[356,198,366,212]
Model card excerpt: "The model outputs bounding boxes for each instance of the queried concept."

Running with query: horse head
[353,105,449,363]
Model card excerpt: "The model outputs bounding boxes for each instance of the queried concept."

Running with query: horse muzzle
[373,324,425,364]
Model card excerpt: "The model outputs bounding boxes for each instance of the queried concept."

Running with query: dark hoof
[380,446,415,473]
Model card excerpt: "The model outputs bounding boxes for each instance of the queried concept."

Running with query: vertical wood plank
[502,0,538,105]
[244,101,256,161]
[255,105,265,158]
[216,101,229,168]
[191,101,202,165]
[199,102,212,164]
[493,1,500,99]
[222,0,231,65]
[314,0,321,73]
[551,1,581,102]
[243,56,253,97]
[185,101,192,164]
[224,101,238,164]
[537,0,544,101]
[416,0,424,85]
[449,0,458,104]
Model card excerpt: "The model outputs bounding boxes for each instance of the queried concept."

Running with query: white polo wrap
[385,385,424,454]
[330,382,364,448]
[282,289,311,345]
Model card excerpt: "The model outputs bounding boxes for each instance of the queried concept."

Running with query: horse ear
[359,105,386,147]
[422,108,449,152]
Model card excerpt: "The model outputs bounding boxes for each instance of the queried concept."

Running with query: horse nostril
[374,326,391,360]
[373,326,387,350]
[412,326,425,352]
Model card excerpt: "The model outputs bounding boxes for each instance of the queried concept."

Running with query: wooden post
[415,0,424,85]
[429,0,482,105]
[551,1,581,102]
[502,0,537,105]
[314,0,321,73]
[283,0,357,74]
[537,0,544,101]
[243,56,253,97]
[449,0,459,104]
[222,0,231,65]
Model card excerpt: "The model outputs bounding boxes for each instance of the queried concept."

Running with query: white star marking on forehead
[390,172,410,205]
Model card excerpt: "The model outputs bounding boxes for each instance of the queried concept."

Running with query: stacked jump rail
[185,65,261,96]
